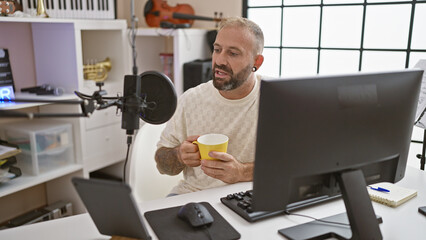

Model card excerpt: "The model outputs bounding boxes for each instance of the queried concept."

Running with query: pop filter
[139,71,177,124]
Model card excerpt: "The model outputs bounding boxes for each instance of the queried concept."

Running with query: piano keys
[15,0,115,19]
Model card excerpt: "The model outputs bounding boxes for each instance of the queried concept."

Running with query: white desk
[1,166,426,240]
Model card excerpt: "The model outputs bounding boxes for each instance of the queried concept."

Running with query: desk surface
[1,166,426,240]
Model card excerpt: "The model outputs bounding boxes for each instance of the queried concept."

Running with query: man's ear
[253,54,264,70]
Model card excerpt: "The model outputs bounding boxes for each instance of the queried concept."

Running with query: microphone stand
[130,0,138,76]
[119,0,141,184]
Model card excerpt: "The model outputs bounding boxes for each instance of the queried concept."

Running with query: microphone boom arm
[0,87,120,118]
[0,97,96,118]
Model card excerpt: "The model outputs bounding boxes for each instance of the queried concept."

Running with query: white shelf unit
[0,17,130,220]
[135,28,211,95]
[0,164,82,198]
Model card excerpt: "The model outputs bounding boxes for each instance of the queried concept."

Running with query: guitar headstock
[0,1,16,16]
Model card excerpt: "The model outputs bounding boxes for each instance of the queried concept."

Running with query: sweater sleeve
[156,94,188,149]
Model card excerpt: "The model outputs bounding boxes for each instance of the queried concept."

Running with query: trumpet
[36,0,49,17]
[83,58,112,82]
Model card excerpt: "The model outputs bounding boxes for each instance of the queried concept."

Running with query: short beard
[213,63,253,91]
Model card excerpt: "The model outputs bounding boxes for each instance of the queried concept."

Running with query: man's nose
[214,52,227,66]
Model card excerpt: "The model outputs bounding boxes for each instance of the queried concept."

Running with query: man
[155,16,264,195]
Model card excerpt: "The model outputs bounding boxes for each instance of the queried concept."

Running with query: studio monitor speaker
[183,59,212,92]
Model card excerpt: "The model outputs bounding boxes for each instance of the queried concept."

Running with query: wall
[116,0,243,29]
[0,22,37,90]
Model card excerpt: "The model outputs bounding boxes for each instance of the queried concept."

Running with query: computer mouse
[177,202,214,228]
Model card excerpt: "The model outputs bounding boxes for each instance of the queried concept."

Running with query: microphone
[121,71,177,135]
[21,84,64,96]
[21,84,51,93]
[122,74,142,135]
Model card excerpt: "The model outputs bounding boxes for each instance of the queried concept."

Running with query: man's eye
[230,52,239,56]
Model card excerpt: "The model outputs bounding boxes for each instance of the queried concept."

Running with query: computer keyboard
[220,190,286,222]
[220,190,341,222]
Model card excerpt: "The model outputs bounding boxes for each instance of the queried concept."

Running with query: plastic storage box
[1,120,74,175]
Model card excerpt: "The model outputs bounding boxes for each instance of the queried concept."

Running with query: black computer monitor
[252,69,423,239]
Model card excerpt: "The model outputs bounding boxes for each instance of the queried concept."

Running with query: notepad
[0,145,21,160]
[367,182,417,208]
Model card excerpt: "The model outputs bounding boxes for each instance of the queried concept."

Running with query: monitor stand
[279,212,382,239]
[279,169,383,240]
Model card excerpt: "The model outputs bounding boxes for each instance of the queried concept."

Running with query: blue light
[0,86,15,103]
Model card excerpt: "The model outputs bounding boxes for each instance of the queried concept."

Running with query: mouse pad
[144,202,240,240]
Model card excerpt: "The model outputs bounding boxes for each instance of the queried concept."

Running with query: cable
[74,91,119,100]
[74,91,93,99]
[284,211,350,227]
[203,225,213,240]
[122,135,133,183]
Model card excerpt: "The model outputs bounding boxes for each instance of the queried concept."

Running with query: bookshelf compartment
[1,120,74,176]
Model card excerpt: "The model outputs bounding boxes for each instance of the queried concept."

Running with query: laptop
[72,177,152,240]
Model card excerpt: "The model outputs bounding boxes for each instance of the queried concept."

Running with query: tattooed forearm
[155,147,185,175]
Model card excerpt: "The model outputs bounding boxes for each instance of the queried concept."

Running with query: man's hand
[155,135,200,175]
[177,135,201,167]
[200,151,253,183]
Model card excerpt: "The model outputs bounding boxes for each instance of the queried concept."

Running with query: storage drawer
[1,120,75,175]
[85,107,121,130]
[83,123,127,171]
[15,145,74,175]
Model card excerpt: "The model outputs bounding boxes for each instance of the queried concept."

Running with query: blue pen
[369,186,390,193]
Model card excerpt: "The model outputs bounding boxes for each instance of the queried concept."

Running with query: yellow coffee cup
[193,133,229,160]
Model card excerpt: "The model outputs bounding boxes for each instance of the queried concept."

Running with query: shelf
[0,16,79,23]
[0,93,78,110]
[135,27,211,95]
[136,27,199,37]
[0,163,83,198]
